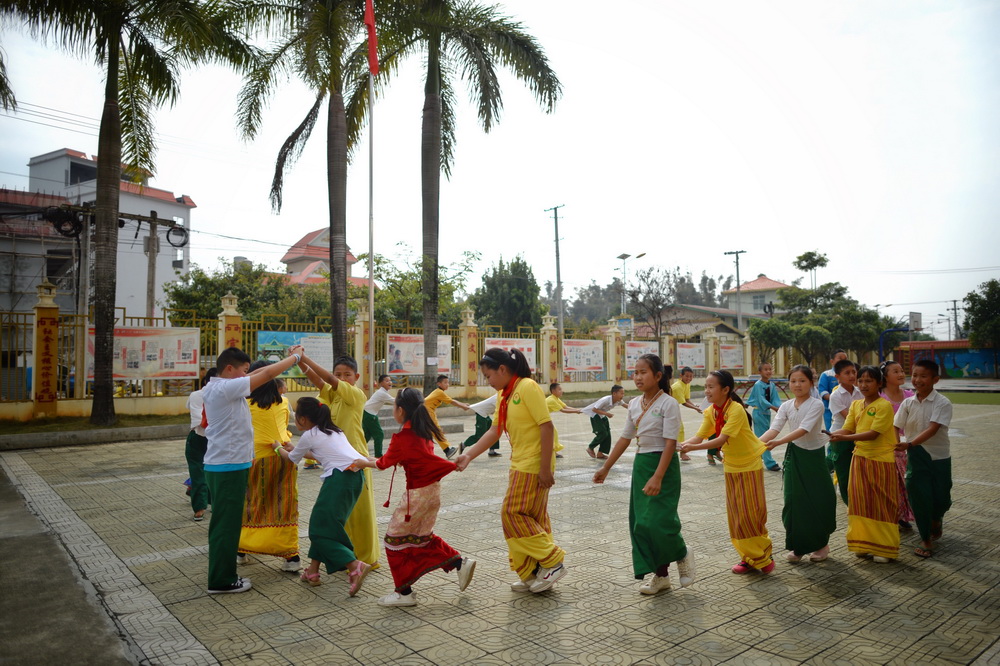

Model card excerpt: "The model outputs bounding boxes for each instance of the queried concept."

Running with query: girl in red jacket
[354,388,476,606]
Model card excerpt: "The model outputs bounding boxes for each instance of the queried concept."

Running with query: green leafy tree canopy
[468,255,546,330]
[964,279,1000,349]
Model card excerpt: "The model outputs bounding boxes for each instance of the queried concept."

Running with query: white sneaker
[873,556,893,564]
[529,564,567,593]
[676,550,696,587]
[282,558,301,572]
[378,591,418,607]
[207,577,252,594]
[510,577,535,592]
[457,557,476,592]
[236,554,248,565]
[639,575,671,595]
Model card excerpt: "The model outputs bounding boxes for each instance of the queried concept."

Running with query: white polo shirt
[363,387,396,416]
[288,426,359,478]
[620,393,681,454]
[894,390,953,460]
[829,385,863,432]
[202,376,253,469]
[770,397,826,451]
[582,395,622,418]
[470,394,498,418]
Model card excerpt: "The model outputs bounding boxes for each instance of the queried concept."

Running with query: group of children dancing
[189,343,953,603]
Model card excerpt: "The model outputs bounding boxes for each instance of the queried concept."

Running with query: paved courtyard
[2,402,999,665]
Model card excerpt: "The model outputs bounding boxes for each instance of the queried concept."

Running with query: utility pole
[724,250,746,331]
[145,210,158,319]
[947,300,962,339]
[545,205,566,341]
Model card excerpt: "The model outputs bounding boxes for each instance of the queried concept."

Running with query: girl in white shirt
[593,354,695,595]
[275,397,371,596]
[760,364,837,563]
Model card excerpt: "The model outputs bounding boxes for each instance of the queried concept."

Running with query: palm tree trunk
[328,91,348,358]
[421,36,442,396]
[90,41,122,426]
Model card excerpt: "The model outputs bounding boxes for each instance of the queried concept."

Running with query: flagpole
[367,70,375,394]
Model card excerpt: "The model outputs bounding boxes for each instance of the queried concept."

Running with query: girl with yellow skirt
[237,361,300,571]
[456,348,567,594]
[680,370,774,574]
[830,365,899,562]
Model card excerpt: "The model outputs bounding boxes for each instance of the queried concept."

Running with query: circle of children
[183,342,952,605]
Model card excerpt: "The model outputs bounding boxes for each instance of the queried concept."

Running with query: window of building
[752,294,765,311]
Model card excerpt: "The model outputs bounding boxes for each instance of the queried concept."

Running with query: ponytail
[710,369,752,425]
[480,347,531,378]
[396,388,445,443]
[638,353,673,395]
[248,360,280,409]
[295,397,341,435]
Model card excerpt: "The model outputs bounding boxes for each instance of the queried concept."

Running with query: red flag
[364,0,379,75]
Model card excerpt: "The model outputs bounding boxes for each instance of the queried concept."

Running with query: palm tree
[238,0,372,360]
[358,1,561,392]
[3,1,253,425]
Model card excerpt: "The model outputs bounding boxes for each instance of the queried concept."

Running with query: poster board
[676,342,706,370]
[386,334,452,375]
[86,326,200,380]
[720,343,745,370]
[625,340,659,371]
[563,339,604,372]
[484,337,537,372]
[256,331,333,378]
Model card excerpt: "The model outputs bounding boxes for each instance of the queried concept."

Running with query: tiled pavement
[2,403,999,665]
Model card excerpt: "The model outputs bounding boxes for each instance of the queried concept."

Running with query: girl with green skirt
[760,364,837,562]
[593,354,695,594]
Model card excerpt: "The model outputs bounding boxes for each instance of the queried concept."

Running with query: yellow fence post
[540,315,557,387]
[218,292,242,355]
[661,334,675,368]
[355,303,371,392]
[605,319,622,384]
[458,307,478,398]
[32,281,60,418]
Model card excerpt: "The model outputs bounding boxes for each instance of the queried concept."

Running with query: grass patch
[938,392,1000,406]
[2,414,188,435]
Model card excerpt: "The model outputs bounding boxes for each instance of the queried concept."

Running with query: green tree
[626,266,680,338]
[748,318,795,365]
[237,0,372,362]
[569,280,621,324]
[791,324,832,368]
[964,279,1000,349]
[3,0,252,425]
[674,271,733,307]
[468,256,546,330]
[792,250,829,290]
[373,1,560,392]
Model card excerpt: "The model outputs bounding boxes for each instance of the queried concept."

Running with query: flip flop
[913,546,933,559]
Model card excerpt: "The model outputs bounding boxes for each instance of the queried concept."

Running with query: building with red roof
[281,228,370,288]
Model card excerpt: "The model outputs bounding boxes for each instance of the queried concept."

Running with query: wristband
[292,353,301,363]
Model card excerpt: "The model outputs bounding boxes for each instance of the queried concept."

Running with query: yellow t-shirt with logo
[545,394,567,453]
[696,400,765,473]
[843,397,896,463]
[492,378,553,474]
[671,379,691,440]
[319,381,368,456]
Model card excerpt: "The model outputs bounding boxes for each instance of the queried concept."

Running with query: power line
[867,265,1000,275]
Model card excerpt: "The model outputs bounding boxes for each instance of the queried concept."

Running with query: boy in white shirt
[583,385,626,459]
[828,359,862,505]
[201,346,301,594]
[463,393,500,457]
[362,374,396,457]
[184,368,217,522]
[895,359,953,559]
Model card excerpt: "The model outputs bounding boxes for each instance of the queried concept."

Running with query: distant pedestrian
[583,385,626,459]
[354,388,476,607]
[746,362,783,471]
[546,382,582,460]
[363,374,396,457]
[463,393,499,456]
[670,367,702,462]
[680,370,774,575]
[424,375,471,459]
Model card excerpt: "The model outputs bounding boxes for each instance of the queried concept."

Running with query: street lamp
[937,314,952,340]
[617,252,646,315]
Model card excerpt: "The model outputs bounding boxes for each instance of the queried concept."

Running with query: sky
[2,0,998,340]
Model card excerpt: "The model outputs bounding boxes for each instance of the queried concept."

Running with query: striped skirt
[502,470,565,580]
[846,455,900,558]
[895,450,914,523]
[384,482,461,591]
[725,469,772,569]
[238,454,299,558]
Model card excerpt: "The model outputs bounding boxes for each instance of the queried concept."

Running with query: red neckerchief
[713,399,731,437]
[496,376,522,435]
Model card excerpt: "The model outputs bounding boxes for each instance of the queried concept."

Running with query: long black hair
[637,353,673,395]
[480,347,531,378]
[788,364,815,384]
[200,367,218,389]
[248,360,280,409]
[709,369,751,425]
[858,364,884,389]
[294,397,341,435]
[395,388,445,443]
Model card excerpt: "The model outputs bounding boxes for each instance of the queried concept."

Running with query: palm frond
[117,53,157,178]
[270,92,325,212]
[237,38,300,140]
[0,50,16,111]
[124,28,180,106]
[438,60,458,177]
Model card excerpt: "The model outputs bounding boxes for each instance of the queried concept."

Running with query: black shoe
[555,453,564,459]
[488,450,502,457]
[767,465,782,472]
[207,577,252,594]
[444,446,458,459]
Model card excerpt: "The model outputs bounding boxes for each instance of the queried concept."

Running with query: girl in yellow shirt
[680,370,774,574]
[830,365,899,561]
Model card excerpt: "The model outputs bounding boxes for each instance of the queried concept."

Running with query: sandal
[348,561,372,597]
[913,546,933,559]
[300,571,322,587]
[707,456,716,466]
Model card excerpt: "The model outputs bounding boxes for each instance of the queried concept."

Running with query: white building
[722,274,791,329]
[26,148,196,317]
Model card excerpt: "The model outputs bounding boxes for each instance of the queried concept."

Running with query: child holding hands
[353,388,476,606]
[593,354,694,594]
